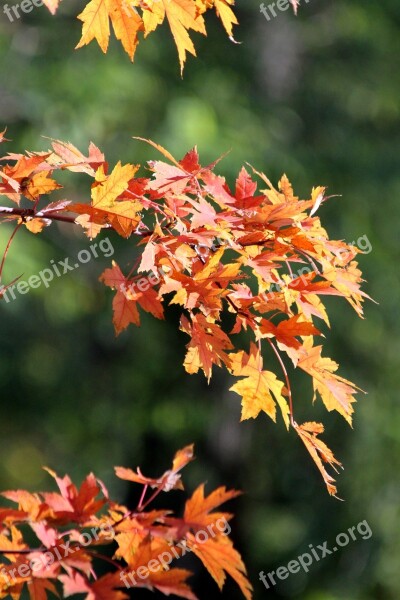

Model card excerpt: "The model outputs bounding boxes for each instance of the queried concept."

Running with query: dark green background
[0,0,399,598]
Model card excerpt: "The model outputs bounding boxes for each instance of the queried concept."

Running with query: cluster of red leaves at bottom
[0,445,252,600]
[0,131,372,497]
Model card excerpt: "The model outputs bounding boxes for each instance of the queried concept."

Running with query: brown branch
[0,206,77,225]
[0,206,153,235]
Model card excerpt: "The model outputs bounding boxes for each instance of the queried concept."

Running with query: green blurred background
[0,0,399,598]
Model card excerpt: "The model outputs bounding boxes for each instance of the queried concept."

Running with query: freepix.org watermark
[2,0,167,23]
[265,233,372,296]
[120,516,231,589]
[3,0,44,22]
[260,0,311,22]
[0,237,114,303]
[259,519,372,590]
[0,523,115,586]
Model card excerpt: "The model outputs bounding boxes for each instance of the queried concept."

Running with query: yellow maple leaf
[74,0,237,72]
[229,343,290,427]
[142,0,207,74]
[298,341,363,425]
[76,0,143,60]
[71,162,142,237]
[23,171,62,201]
[196,0,238,38]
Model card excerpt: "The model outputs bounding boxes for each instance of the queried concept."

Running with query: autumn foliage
[0,132,370,500]
[36,0,304,73]
[0,445,252,600]
[41,0,239,73]
[0,0,372,598]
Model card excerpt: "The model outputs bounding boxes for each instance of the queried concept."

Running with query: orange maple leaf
[115,444,194,492]
[188,533,252,600]
[180,313,233,381]
[100,261,164,334]
[298,342,363,425]
[294,421,343,497]
[182,484,252,598]
[184,484,240,530]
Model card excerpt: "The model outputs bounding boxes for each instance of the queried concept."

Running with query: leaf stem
[266,338,296,427]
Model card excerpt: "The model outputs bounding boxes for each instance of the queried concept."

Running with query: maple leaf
[0,128,10,143]
[71,162,142,238]
[180,313,233,381]
[48,139,105,176]
[100,262,140,333]
[188,534,252,600]
[212,0,239,39]
[145,568,198,600]
[23,171,62,201]
[294,421,343,497]
[229,343,290,428]
[0,155,52,205]
[142,0,207,75]
[117,534,198,599]
[235,166,258,205]
[0,525,27,560]
[41,469,108,524]
[23,217,51,235]
[116,444,194,492]
[184,484,240,530]
[76,0,143,61]
[100,261,164,334]
[160,248,240,316]
[1,490,52,522]
[60,571,128,600]
[26,578,58,600]
[182,484,253,600]
[298,342,363,425]
[258,314,320,351]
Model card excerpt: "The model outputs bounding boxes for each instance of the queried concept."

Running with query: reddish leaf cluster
[0,132,371,497]
[0,445,252,600]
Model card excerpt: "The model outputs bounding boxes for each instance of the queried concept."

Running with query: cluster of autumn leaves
[39,0,300,73]
[0,445,253,600]
[0,133,369,501]
[40,0,238,73]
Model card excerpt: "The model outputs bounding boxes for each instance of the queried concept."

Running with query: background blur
[0,0,399,598]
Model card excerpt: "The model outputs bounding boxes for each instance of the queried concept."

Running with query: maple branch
[0,206,79,225]
[86,550,122,571]
[137,484,166,513]
[0,207,182,241]
[137,483,149,510]
[0,221,22,280]
[0,547,46,554]
[112,481,167,529]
